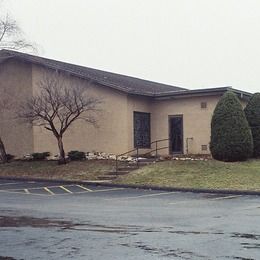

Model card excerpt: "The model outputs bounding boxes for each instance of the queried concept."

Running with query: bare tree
[18,73,102,164]
[0,11,36,51]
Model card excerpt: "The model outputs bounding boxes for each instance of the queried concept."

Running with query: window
[201,102,207,109]
[134,112,151,148]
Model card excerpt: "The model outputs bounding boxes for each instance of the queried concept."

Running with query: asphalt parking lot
[0,179,260,260]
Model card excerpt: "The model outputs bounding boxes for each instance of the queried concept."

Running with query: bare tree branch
[0,14,36,52]
[18,72,102,164]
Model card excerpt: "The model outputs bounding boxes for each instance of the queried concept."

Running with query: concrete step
[116,167,138,171]
[97,175,118,180]
[114,171,130,175]
[109,171,130,176]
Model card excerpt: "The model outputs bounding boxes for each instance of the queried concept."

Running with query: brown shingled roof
[0,49,187,96]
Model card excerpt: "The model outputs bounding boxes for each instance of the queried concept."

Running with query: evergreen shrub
[244,93,260,157]
[68,150,86,161]
[210,91,253,161]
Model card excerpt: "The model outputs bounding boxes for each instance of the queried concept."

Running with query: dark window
[134,112,151,148]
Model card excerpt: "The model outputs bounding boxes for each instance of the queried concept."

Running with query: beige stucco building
[0,49,252,158]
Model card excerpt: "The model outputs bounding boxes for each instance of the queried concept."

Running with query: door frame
[168,115,184,154]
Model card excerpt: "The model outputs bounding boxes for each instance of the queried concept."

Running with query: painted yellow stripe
[76,185,92,192]
[0,182,27,186]
[209,195,242,201]
[169,200,195,205]
[169,195,243,205]
[44,187,55,195]
[106,191,177,200]
[91,188,124,193]
[59,186,73,194]
[0,189,49,196]
[2,184,79,191]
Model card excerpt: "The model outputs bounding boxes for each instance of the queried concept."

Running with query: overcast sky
[2,0,260,93]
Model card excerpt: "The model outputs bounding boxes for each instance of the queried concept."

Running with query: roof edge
[0,49,188,95]
[154,87,252,100]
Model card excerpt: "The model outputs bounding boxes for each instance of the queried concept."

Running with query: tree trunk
[0,136,7,163]
[57,136,66,164]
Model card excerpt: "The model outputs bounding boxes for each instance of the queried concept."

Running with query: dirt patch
[231,232,260,240]
[0,215,156,234]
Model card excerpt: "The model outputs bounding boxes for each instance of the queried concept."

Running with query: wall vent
[201,145,208,151]
[201,102,207,109]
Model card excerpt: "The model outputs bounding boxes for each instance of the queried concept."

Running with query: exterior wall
[0,59,33,156]
[151,95,221,155]
[31,65,129,155]
[0,59,250,157]
[30,66,247,156]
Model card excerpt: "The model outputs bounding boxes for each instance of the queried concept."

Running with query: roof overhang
[153,87,252,101]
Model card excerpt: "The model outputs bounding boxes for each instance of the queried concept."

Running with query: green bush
[31,152,50,161]
[244,93,260,157]
[210,91,253,161]
[68,150,86,161]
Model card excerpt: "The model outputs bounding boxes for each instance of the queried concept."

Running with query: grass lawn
[114,159,260,191]
[1,159,260,191]
[0,160,115,181]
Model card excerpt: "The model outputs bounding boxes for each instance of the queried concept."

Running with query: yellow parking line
[105,191,177,201]
[50,187,125,196]
[44,187,55,195]
[169,200,196,205]
[209,195,242,201]
[1,184,78,191]
[24,189,30,194]
[0,189,50,196]
[91,188,125,193]
[0,182,27,186]
[59,186,73,194]
[76,185,93,192]
[168,195,243,205]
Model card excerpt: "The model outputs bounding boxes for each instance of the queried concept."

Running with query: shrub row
[4,150,87,162]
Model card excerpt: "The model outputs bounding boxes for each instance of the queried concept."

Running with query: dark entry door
[169,116,183,154]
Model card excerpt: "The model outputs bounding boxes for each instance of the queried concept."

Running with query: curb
[1,176,260,196]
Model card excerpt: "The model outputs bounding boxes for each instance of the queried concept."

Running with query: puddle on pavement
[231,232,260,240]
[0,215,73,229]
[168,230,224,235]
[2,213,260,259]
[0,215,158,234]
[231,257,256,260]
[241,242,260,249]
[120,242,207,259]
[1,215,260,260]
[0,257,21,260]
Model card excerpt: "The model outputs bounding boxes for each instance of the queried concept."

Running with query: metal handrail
[117,148,139,158]
[150,138,169,145]
[141,146,169,158]
[115,138,170,173]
